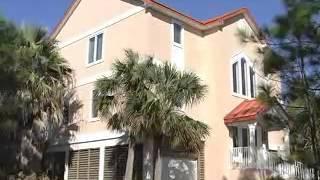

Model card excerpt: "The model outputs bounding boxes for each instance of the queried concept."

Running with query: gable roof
[144,0,259,32]
[51,0,260,39]
[51,0,81,39]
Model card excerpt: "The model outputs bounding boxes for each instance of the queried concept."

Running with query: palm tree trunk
[153,147,162,180]
[124,141,135,180]
[153,137,162,180]
[143,138,155,180]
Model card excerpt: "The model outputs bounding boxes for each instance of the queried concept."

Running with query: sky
[0,0,285,33]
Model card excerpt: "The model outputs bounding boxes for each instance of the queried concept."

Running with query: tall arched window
[232,55,256,98]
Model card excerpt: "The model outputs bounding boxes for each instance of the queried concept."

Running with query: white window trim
[249,66,256,98]
[230,52,256,99]
[171,19,185,70]
[98,146,105,180]
[86,32,105,67]
[89,89,99,122]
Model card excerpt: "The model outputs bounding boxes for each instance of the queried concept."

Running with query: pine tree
[240,0,320,178]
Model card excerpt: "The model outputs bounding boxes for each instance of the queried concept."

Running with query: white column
[248,123,257,148]
[256,126,262,147]
[64,149,69,180]
[99,146,105,180]
[283,128,290,159]
[248,123,257,166]
[238,127,243,147]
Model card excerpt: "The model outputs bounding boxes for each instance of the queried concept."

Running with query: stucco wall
[56,1,266,179]
[56,0,140,41]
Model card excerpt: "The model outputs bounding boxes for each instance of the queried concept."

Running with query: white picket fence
[230,147,315,179]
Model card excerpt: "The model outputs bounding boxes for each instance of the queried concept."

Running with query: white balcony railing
[230,147,314,179]
[230,147,253,168]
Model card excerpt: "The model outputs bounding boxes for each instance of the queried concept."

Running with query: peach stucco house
[47,0,296,180]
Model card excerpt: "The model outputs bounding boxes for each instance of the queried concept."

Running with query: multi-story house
[48,0,298,179]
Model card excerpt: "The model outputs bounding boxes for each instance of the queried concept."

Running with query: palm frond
[163,110,209,152]
[95,49,210,152]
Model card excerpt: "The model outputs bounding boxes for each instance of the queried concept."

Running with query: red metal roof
[224,99,268,124]
[145,0,257,26]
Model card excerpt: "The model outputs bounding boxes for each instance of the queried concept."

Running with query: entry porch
[224,99,313,179]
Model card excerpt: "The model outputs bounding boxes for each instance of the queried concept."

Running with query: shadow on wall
[104,137,143,180]
[222,168,281,180]
[42,89,83,180]
[0,89,83,179]
[161,157,197,180]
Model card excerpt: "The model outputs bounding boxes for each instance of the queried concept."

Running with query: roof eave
[50,0,82,39]
[145,0,260,33]
[144,0,224,31]
[51,0,262,40]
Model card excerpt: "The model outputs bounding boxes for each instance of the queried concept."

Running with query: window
[232,56,256,98]
[232,62,239,93]
[242,128,249,147]
[250,67,256,98]
[173,23,182,44]
[232,127,239,147]
[172,21,184,70]
[88,33,103,64]
[91,90,98,118]
[232,127,260,148]
[241,58,247,96]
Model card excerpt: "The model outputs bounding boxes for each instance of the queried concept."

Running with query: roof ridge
[144,0,259,32]
[51,0,81,38]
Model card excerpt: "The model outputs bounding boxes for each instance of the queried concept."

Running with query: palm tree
[17,25,73,172]
[0,17,73,176]
[95,49,210,180]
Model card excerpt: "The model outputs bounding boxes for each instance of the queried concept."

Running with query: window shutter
[104,145,128,180]
[68,148,100,180]
[68,150,79,180]
[198,145,205,180]
[89,148,100,180]
[78,149,89,179]
[104,144,143,180]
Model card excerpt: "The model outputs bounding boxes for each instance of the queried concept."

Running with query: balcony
[230,146,314,179]
[224,99,316,179]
